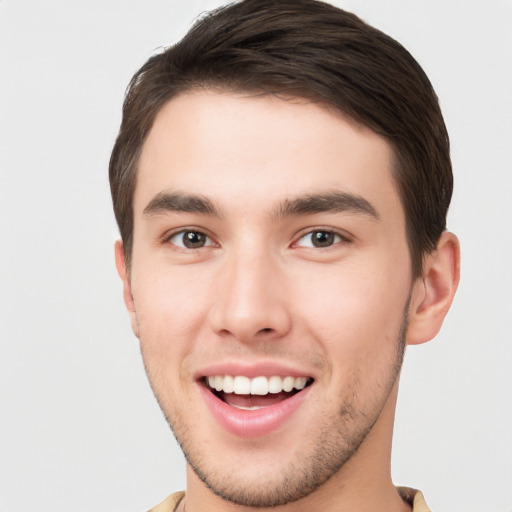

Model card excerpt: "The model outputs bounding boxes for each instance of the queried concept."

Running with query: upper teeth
[207,375,309,395]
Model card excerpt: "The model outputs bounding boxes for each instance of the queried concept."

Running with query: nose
[208,247,292,343]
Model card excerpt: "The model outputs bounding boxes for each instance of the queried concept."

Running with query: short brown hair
[109,0,452,277]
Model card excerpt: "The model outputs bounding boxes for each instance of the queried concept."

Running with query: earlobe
[406,231,460,345]
[114,240,140,338]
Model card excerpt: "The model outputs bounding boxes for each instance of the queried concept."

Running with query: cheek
[294,260,409,363]
[132,269,208,409]
[131,267,211,357]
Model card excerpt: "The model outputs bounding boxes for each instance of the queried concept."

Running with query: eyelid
[164,227,218,249]
[292,227,352,248]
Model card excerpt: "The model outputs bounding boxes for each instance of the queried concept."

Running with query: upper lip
[194,361,315,380]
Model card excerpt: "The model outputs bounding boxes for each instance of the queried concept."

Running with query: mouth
[204,375,314,411]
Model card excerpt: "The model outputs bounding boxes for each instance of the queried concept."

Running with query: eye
[295,230,344,248]
[168,230,214,249]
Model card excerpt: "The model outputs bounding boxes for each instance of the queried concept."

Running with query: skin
[115,91,460,512]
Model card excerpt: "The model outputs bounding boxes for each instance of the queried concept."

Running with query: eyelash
[165,229,216,250]
[293,229,350,249]
[164,227,349,251]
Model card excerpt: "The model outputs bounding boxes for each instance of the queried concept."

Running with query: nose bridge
[209,240,291,341]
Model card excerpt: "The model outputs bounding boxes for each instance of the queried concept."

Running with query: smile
[200,373,313,436]
[207,375,310,397]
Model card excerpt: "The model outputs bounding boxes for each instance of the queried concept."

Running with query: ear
[114,240,140,338]
[406,231,460,345]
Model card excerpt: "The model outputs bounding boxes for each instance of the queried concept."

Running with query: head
[110,0,452,279]
[110,0,459,508]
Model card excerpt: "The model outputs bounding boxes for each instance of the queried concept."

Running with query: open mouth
[204,375,314,410]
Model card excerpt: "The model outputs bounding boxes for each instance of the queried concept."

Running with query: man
[109,1,460,510]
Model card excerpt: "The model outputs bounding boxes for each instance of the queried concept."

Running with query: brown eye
[296,230,343,248]
[311,231,335,247]
[169,230,212,249]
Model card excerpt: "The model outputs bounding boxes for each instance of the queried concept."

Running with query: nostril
[259,328,273,334]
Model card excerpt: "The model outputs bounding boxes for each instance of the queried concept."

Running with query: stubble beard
[146,308,408,508]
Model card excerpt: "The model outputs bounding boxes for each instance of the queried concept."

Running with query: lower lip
[199,383,311,438]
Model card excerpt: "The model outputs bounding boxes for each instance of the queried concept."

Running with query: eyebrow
[143,191,222,217]
[142,190,378,221]
[274,191,379,220]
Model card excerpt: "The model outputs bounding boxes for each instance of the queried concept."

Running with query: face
[121,91,416,507]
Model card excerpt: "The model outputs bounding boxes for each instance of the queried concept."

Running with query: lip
[199,380,312,438]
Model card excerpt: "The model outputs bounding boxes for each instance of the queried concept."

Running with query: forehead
[135,90,401,220]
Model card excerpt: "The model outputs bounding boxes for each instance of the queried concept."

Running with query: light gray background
[1,1,511,511]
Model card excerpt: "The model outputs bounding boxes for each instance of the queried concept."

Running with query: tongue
[221,391,294,408]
